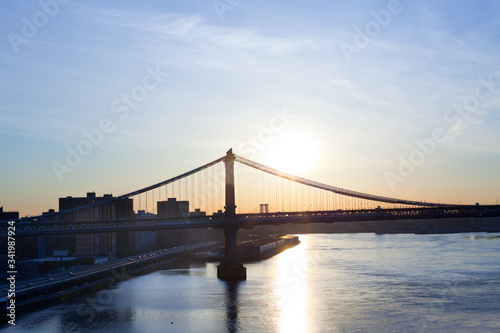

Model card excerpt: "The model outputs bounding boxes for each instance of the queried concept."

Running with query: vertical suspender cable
[205,168,208,214]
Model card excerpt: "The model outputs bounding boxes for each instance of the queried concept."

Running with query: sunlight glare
[263,130,320,176]
[274,240,309,332]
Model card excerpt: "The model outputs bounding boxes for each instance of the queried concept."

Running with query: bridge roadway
[3,205,500,236]
[0,242,221,312]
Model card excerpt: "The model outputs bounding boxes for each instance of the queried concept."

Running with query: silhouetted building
[59,192,133,223]
[0,206,19,221]
[43,208,56,216]
[16,236,38,259]
[213,209,224,217]
[59,192,134,258]
[189,208,206,217]
[156,198,212,248]
[134,210,157,252]
[157,198,189,218]
[37,208,76,258]
[0,207,33,258]
[157,198,188,248]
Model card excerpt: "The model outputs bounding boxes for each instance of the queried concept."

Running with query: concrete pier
[217,226,246,280]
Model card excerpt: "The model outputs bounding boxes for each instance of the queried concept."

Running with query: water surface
[3,233,500,332]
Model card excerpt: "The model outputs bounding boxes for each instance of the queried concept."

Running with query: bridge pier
[217,226,246,281]
[217,149,247,281]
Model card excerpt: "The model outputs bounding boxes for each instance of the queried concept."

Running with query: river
[3,233,500,332]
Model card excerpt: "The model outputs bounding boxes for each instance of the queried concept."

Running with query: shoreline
[0,238,301,323]
[0,243,219,323]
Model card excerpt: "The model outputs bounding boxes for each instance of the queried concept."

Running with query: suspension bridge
[2,149,499,280]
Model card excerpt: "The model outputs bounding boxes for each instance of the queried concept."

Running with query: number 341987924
[7,222,16,266]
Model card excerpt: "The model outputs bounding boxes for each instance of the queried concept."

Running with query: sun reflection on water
[274,237,310,332]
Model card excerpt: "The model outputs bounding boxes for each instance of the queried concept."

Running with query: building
[134,210,157,253]
[157,198,189,248]
[157,198,189,218]
[189,208,207,218]
[37,209,76,258]
[59,192,134,258]
[0,206,19,221]
[59,192,133,223]
[156,198,211,247]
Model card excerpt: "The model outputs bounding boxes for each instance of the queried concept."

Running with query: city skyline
[1,0,500,217]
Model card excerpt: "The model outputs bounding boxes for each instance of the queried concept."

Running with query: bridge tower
[217,149,247,281]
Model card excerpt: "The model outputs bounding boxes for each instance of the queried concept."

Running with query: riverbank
[0,242,220,323]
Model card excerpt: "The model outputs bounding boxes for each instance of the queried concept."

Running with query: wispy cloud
[1,1,499,213]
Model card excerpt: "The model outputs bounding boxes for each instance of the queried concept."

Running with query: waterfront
[3,233,500,332]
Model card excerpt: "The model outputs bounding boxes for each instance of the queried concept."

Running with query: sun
[262,130,320,176]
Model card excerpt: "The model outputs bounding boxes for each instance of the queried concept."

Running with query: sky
[1,0,499,217]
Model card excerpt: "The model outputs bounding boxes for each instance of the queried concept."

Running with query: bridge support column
[217,149,247,281]
[217,226,246,281]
